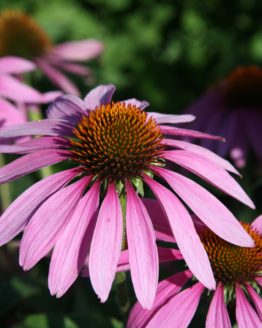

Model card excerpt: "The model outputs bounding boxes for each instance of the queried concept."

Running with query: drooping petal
[163,139,239,175]
[0,149,69,184]
[47,94,87,124]
[0,75,44,102]
[127,270,193,328]
[36,59,80,95]
[149,113,195,124]
[51,61,91,76]
[146,283,204,328]
[144,175,215,290]
[0,97,26,126]
[0,56,35,74]
[50,40,103,61]
[126,181,159,309]
[84,84,116,109]
[19,177,89,270]
[251,215,262,234]
[160,125,225,141]
[89,183,122,302]
[49,182,100,297]
[256,277,262,287]
[236,285,261,328]
[0,137,67,154]
[123,99,149,110]
[246,284,262,320]
[163,150,254,208]
[0,119,71,138]
[153,167,254,247]
[206,283,231,328]
[0,168,79,246]
[41,91,62,103]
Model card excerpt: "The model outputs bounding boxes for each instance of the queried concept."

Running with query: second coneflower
[0,84,255,308]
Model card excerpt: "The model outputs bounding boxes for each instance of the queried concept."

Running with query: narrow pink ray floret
[0,84,255,309]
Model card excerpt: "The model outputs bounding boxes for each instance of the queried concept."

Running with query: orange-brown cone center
[69,102,164,181]
[0,10,51,59]
[200,223,262,285]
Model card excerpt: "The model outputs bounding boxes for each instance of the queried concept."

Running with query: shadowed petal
[144,175,215,290]
[163,150,254,208]
[153,167,254,247]
[127,270,193,328]
[246,284,262,320]
[206,283,231,328]
[252,215,262,234]
[89,183,122,302]
[51,40,103,61]
[126,181,159,309]
[0,149,69,184]
[0,168,79,246]
[236,285,261,328]
[84,84,116,109]
[163,139,239,175]
[49,182,100,297]
[19,177,89,270]
[0,56,35,74]
[146,283,204,328]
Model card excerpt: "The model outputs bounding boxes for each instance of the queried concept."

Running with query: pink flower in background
[186,66,262,168]
[0,10,103,95]
[0,56,60,129]
[0,84,255,309]
[128,213,262,328]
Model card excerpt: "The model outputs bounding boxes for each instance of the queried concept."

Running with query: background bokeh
[0,0,261,327]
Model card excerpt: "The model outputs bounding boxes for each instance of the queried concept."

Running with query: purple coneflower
[128,212,262,328]
[0,56,60,128]
[0,84,255,308]
[0,10,103,95]
[186,66,262,167]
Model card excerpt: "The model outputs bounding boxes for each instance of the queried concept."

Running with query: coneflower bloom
[0,10,103,95]
[0,56,60,129]
[128,214,262,328]
[0,84,255,309]
[186,66,262,167]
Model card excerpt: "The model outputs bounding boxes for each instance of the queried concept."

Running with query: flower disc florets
[0,10,51,59]
[69,102,164,181]
[200,223,262,285]
[225,66,262,107]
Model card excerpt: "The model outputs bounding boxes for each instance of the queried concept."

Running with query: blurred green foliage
[0,0,262,327]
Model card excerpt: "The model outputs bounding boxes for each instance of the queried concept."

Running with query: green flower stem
[115,191,130,318]
[29,107,53,179]
[0,154,12,211]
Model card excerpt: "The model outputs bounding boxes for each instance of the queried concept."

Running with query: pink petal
[236,285,261,328]
[36,60,80,95]
[144,175,215,290]
[127,270,193,328]
[146,283,204,328]
[163,138,239,175]
[0,119,70,138]
[0,98,26,126]
[47,94,87,123]
[157,247,183,262]
[160,125,225,141]
[149,113,195,124]
[0,75,44,103]
[123,99,149,110]
[50,40,103,61]
[89,183,122,302]
[251,215,262,234]
[0,137,67,154]
[163,150,254,208]
[52,61,91,76]
[153,167,254,247]
[0,149,69,184]
[19,177,89,270]
[49,182,100,297]
[206,283,231,328]
[0,56,35,74]
[0,168,78,246]
[126,181,159,309]
[256,277,262,287]
[246,284,262,320]
[84,84,116,109]
[41,91,62,103]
